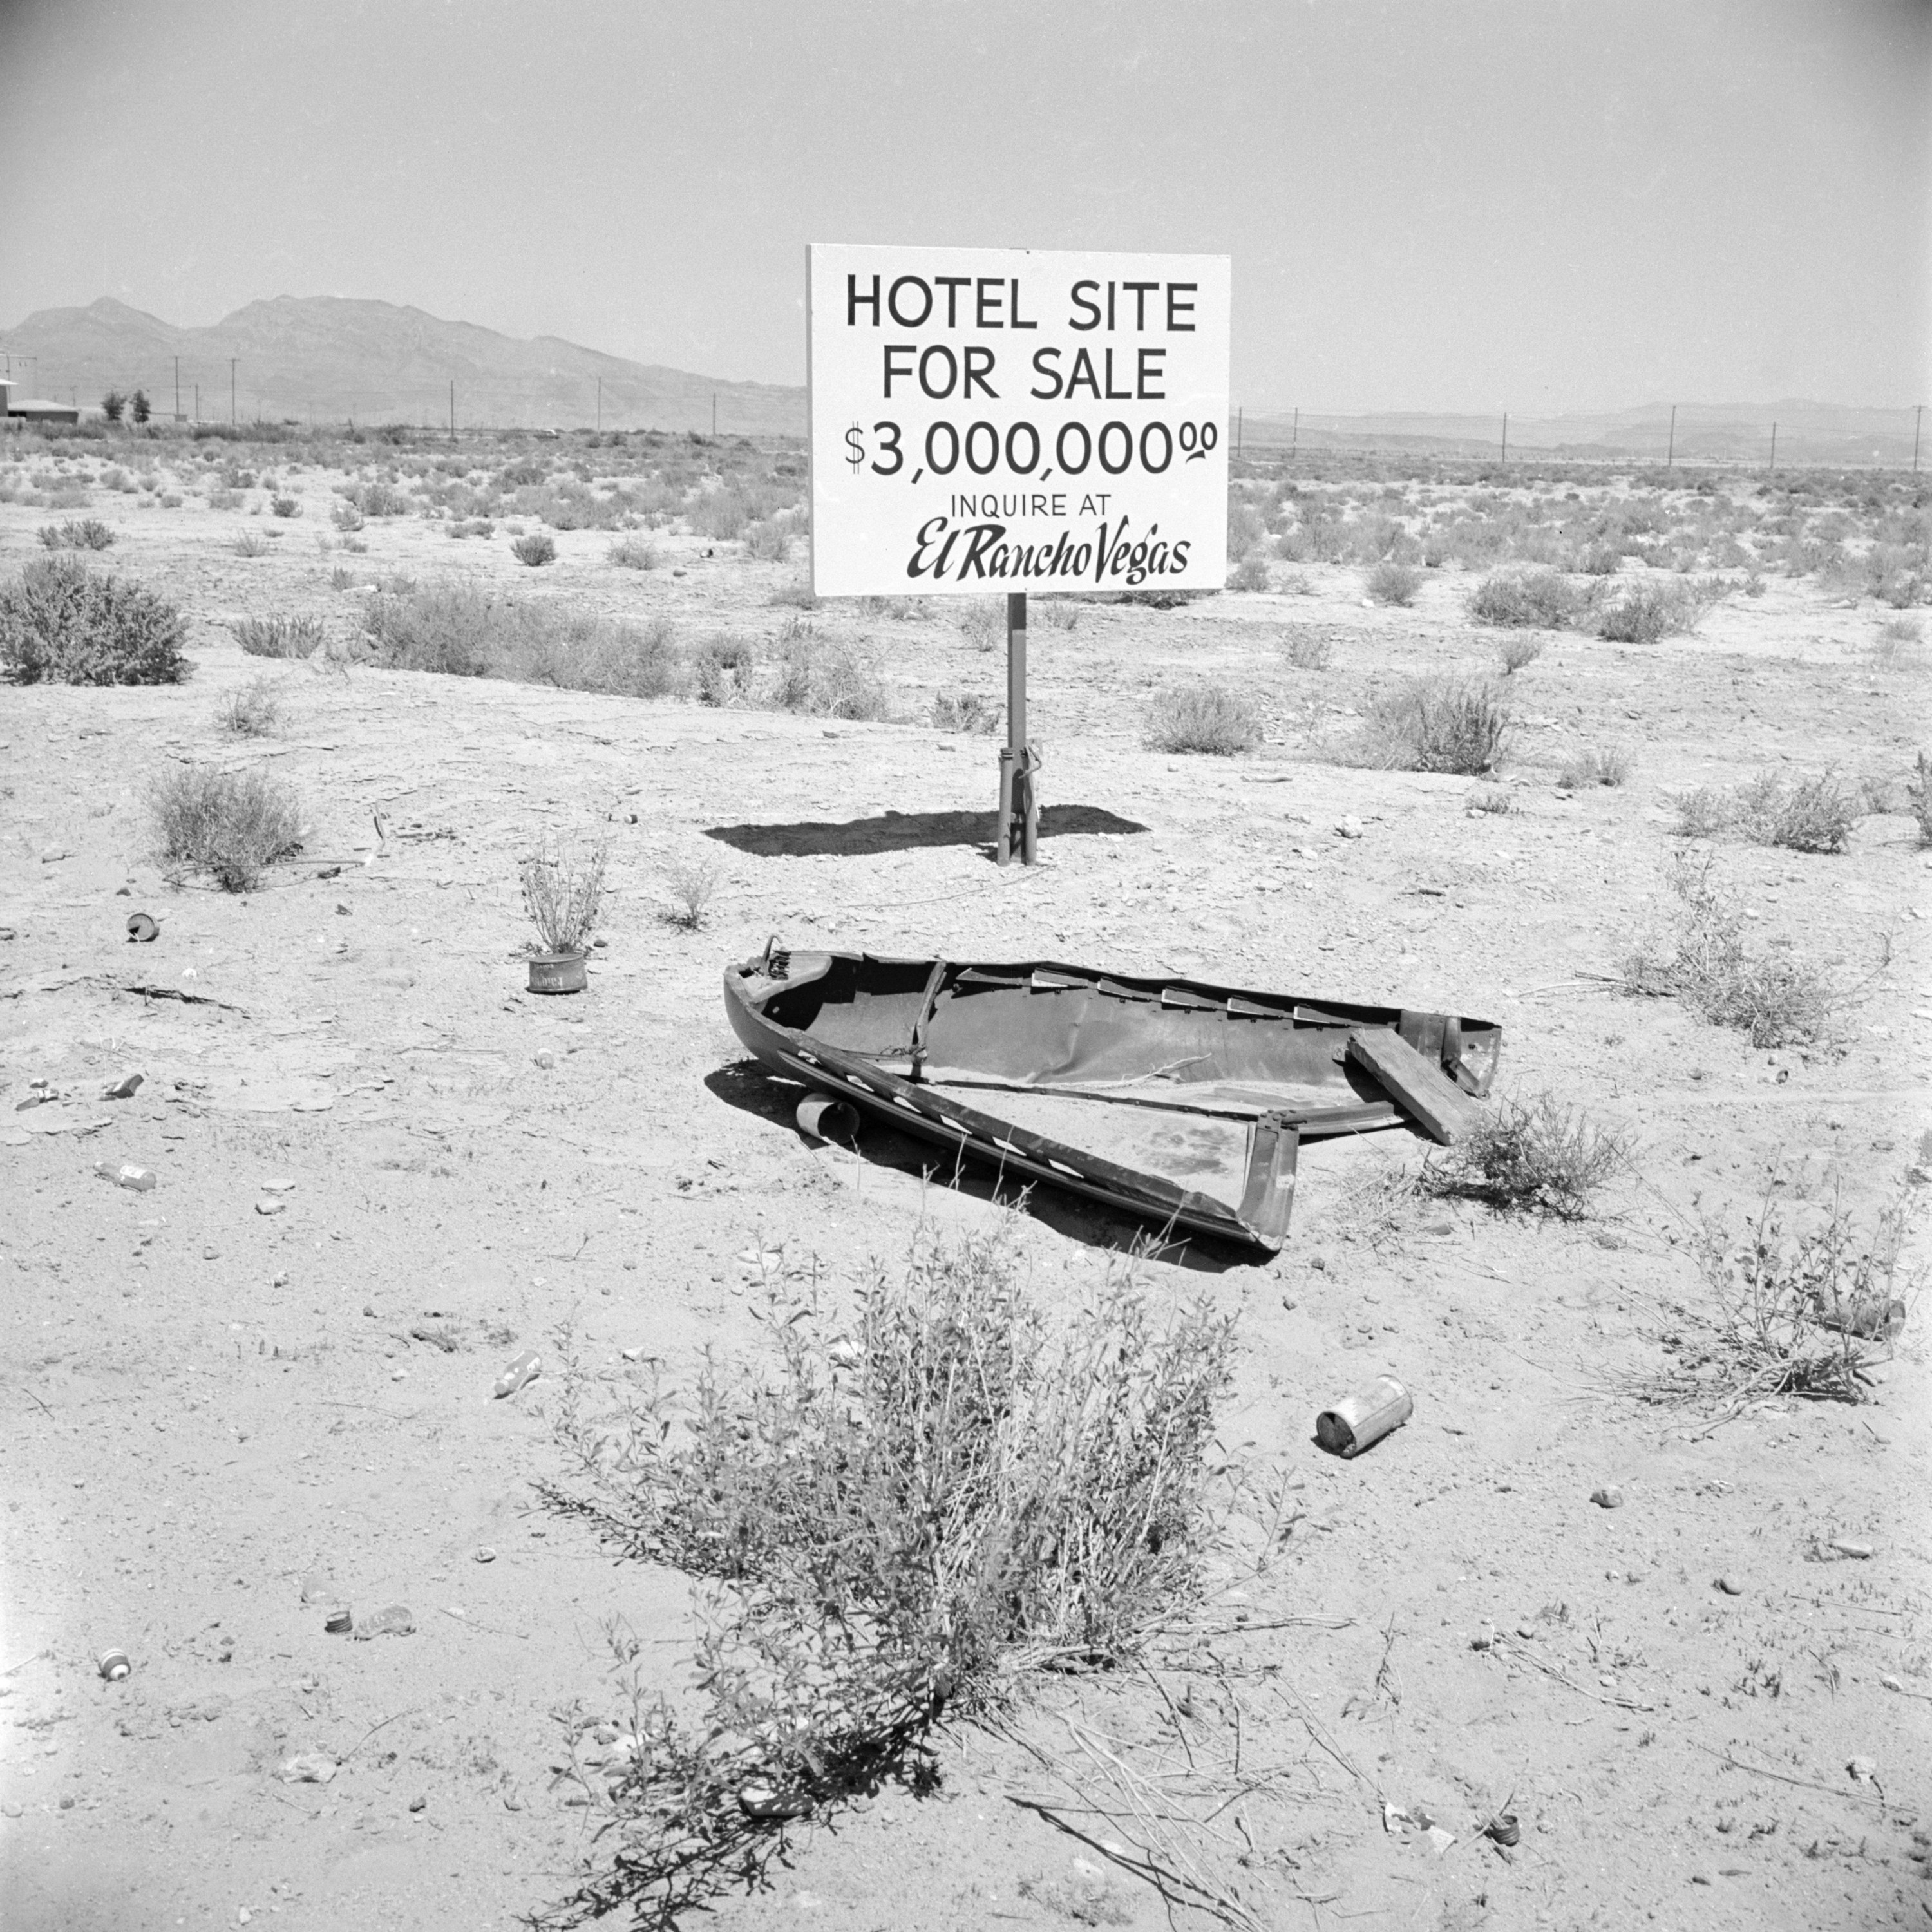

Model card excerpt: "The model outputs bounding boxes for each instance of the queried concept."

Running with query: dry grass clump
[1592,577,1722,644]
[607,538,661,570]
[773,630,892,721]
[539,1227,1233,1924]
[1364,558,1421,606]
[232,531,270,558]
[232,612,328,658]
[1425,1091,1629,1219]
[1352,674,1508,774]
[1468,566,1575,629]
[931,689,1000,734]
[1906,752,1932,846]
[38,517,115,550]
[1558,743,1632,789]
[148,765,304,891]
[519,834,607,955]
[1495,633,1544,674]
[1280,625,1333,671]
[1672,770,1859,853]
[1622,853,1839,1048]
[1144,679,1262,755]
[1638,1189,1915,1408]
[693,631,756,706]
[0,557,188,685]
[216,676,283,737]
[1227,554,1271,592]
[658,856,722,931]
[511,530,558,567]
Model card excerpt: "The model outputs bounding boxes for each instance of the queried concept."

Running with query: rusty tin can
[1316,1375,1413,1457]
[97,1648,131,1681]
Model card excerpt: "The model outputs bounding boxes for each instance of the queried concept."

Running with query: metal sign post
[996,591,1038,865]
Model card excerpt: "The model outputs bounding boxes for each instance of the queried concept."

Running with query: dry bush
[1496,633,1544,674]
[1467,566,1575,629]
[1425,1091,1628,1219]
[1144,679,1262,754]
[538,1227,1233,1924]
[38,518,114,550]
[1907,752,1932,846]
[1730,770,1859,855]
[148,765,303,891]
[769,580,819,609]
[1467,785,1511,814]
[658,856,722,931]
[1227,554,1271,592]
[511,530,558,567]
[773,631,891,721]
[0,557,188,685]
[960,599,1006,652]
[1558,743,1632,789]
[232,531,270,558]
[330,500,365,533]
[233,613,328,659]
[1671,785,1730,839]
[1637,1189,1915,1408]
[216,677,283,737]
[1280,625,1332,671]
[520,834,607,955]
[1352,675,1508,774]
[1032,597,1080,630]
[694,632,755,706]
[931,689,1000,734]
[607,538,661,570]
[1622,853,1839,1048]
[743,519,791,563]
[1593,577,1721,644]
[1364,559,1421,606]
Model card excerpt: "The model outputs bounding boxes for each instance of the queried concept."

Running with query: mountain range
[2,295,1918,465]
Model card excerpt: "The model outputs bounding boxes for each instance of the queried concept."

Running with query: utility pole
[1501,412,1508,464]
[194,383,200,422]
[596,376,601,433]
[230,359,237,426]
[173,356,181,421]
[712,393,717,438]
[1291,406,1298,459]
[1915,405,1923,474]
[1667,404,1676,469]
[449,379,455,440]
[1769,422,1777,475]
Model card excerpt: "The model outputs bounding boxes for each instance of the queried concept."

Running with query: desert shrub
[1593,578,1719,644]
[539,1227,1233,1921]
[1558,742,1631,789]
[1495,633,1544,674]
[1353,675,1508,774]
[1365,559,1422,606]
[1671,785,1730,839]
[232,531,270,558]
[1467,785,1511,814]
[232,613,327,659]
[216,676,283,737]
[1144,678,1261,754]
[688,489,752,541]
[1280,625,1332,671]
[1425,1091,1628,1219]
[775,633,891,721]
[1871,614,1921,662]
[1468,565,1575,629]
[1730,770,1859,855]
[270,495,300,518]
[1032,596,1079,630]
[1637,1190,1915,1406]
[1622,853,1839,1048]
[960,599,1005,651]
[694,632,756,706]
[347,480,410,518]
[511,530,558,567]
[931,689,1000,734]
[744,519,791,563]
[768,579,819,610]
[0,557,189,685]
[608,538,660,569]
[1576,541,1622,576]
[1907,752,1932,846]
[658,856,722,931]
[148,764,303,891]
[520,833,607,954]
[1226,554,1271,592]
[38,518,115,551]
[330,500,366,533]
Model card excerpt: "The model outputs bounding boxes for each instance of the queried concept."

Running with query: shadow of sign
[704,1061,1253,1276]
[702,803,1150,860]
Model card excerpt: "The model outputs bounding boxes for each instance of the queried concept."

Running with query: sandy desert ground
[2,427,1929,1932]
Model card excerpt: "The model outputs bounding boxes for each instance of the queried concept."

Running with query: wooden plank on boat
[1345,1027,1480,1145]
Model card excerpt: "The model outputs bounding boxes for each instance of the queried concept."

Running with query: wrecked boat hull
[723,947,1501,1254]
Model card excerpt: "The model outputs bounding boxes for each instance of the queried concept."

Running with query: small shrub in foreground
[659,856,722,931]
[1353,675,1508,774]
[216,677,283,737]
[1365,558,1421,606]
[1468,565,1575,629]
[1906,752,1932,846]
[233,613,328,659]
[1730,770,1859,855]
[511,530,558,567]
[694,632,755,706]
[148,765,304,891]
[775,632,891,721]
[1558,743,1631,789]
[0,557,188,685]
[1594,577,1721,644]
[519,834,607,955]
[1144,678,1262,754]
[233,531,270,558]
[538,1227,1233,1923]
[931,689,1000,734]
[1227,553,1271,592]
[607,538,660,570]
[39,518,115,551]
[1496,633,1544,674]
[1280,625,1332,671]
[1425,1091,1629,1219]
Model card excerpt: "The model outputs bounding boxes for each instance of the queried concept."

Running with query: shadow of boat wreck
[702,803,1150,859]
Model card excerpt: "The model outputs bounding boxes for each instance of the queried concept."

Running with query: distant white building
[0,377,82,424]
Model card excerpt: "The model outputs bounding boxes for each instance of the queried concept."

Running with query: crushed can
[95,1162,158,1193]
[1316,1375,1413,1458]
[493,1350,541,1399]
[97,1648,131,1681]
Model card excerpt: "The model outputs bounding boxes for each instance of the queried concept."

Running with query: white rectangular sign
[808,243,1229,598]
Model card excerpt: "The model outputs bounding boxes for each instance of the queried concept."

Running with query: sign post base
[996,592,1038,866]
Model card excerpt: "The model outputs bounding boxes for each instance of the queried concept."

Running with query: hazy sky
[2,0,1925,414]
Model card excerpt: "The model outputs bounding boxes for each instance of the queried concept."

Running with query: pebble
[408,1795,426,1813]
[261,1178,296,1193]
[1848,1756,1877,1783]
[1829,1539,1873,1560]
[1590,1486,1624,1510]
[533,1050,556,1070]
[102,1072,144,1099]
[1714,1577,1743,1596]
[1336,816,1364,838]
[1880,1674,1904,1692]
[473,1546,497,1564]
[255,1198,286,1217]
[202,1246,219,1261]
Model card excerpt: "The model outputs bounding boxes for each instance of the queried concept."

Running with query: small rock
[408,1795,427,1813]
[738,1781,811,1820]
[1714,1576,1743,1596]
[271,1271,290,1287]
[1,1801,22,1818]
[255,1198,286,1217]
[1829,1539,1873,1560]
[261,1177,296,1193]
[1423,1218,1455,1236]
[502,1788,524,1812]
[1590,1486,1624,1510]
[473,1546,497,1564]
[1336,816,1364,839]
[336,903,352,916]
[533,1050,555,1070]
[1880,1673,1904,1692]
[102,1072,144,1100]
[1847,1756,1877,1783]
[203,1246,219,1261]
[39,848,69,864]
[279,1752,337,1785]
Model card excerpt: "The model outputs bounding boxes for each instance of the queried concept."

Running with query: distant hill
[1237,399,1922,469]
[0,295,805,435]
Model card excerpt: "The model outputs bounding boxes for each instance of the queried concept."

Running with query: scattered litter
[1828,1539,1873,1560]
[95,1162,157,1193]
[492,1350,541,1399]
[126,913,159,943]
[299,1571,334,1605]
[1590,1486,1624,1510]
[533,1050,555,1070]
[261,1177,296,1193]
[255,1198,286,1217]
[352,1604,414,1642]
[97,1649,131,1682]
[102,1072,144,1100]
[738,1781,811,1821]
[1713,1577,1743,1596]
[796,1092,858,1143]
[1316,1375,1412,1458]
[1815,1295,1906,1341]
[279,1752,338,1785]
[323,1607,353,1635]
[1425,1825,1456,1855]
[1846,1756,1877,1783]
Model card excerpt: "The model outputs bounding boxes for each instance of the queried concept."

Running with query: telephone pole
[1666,404,1676,469]
[711,393,717,438]
[449,379,455,440]
[1769,422,1777,475]
[1501,412,1508,464]
[230,359,237,426]
[1291,406,1298,458]
[174,355,181,422]
[596,376,601,433]
[1915,405,1923,474]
